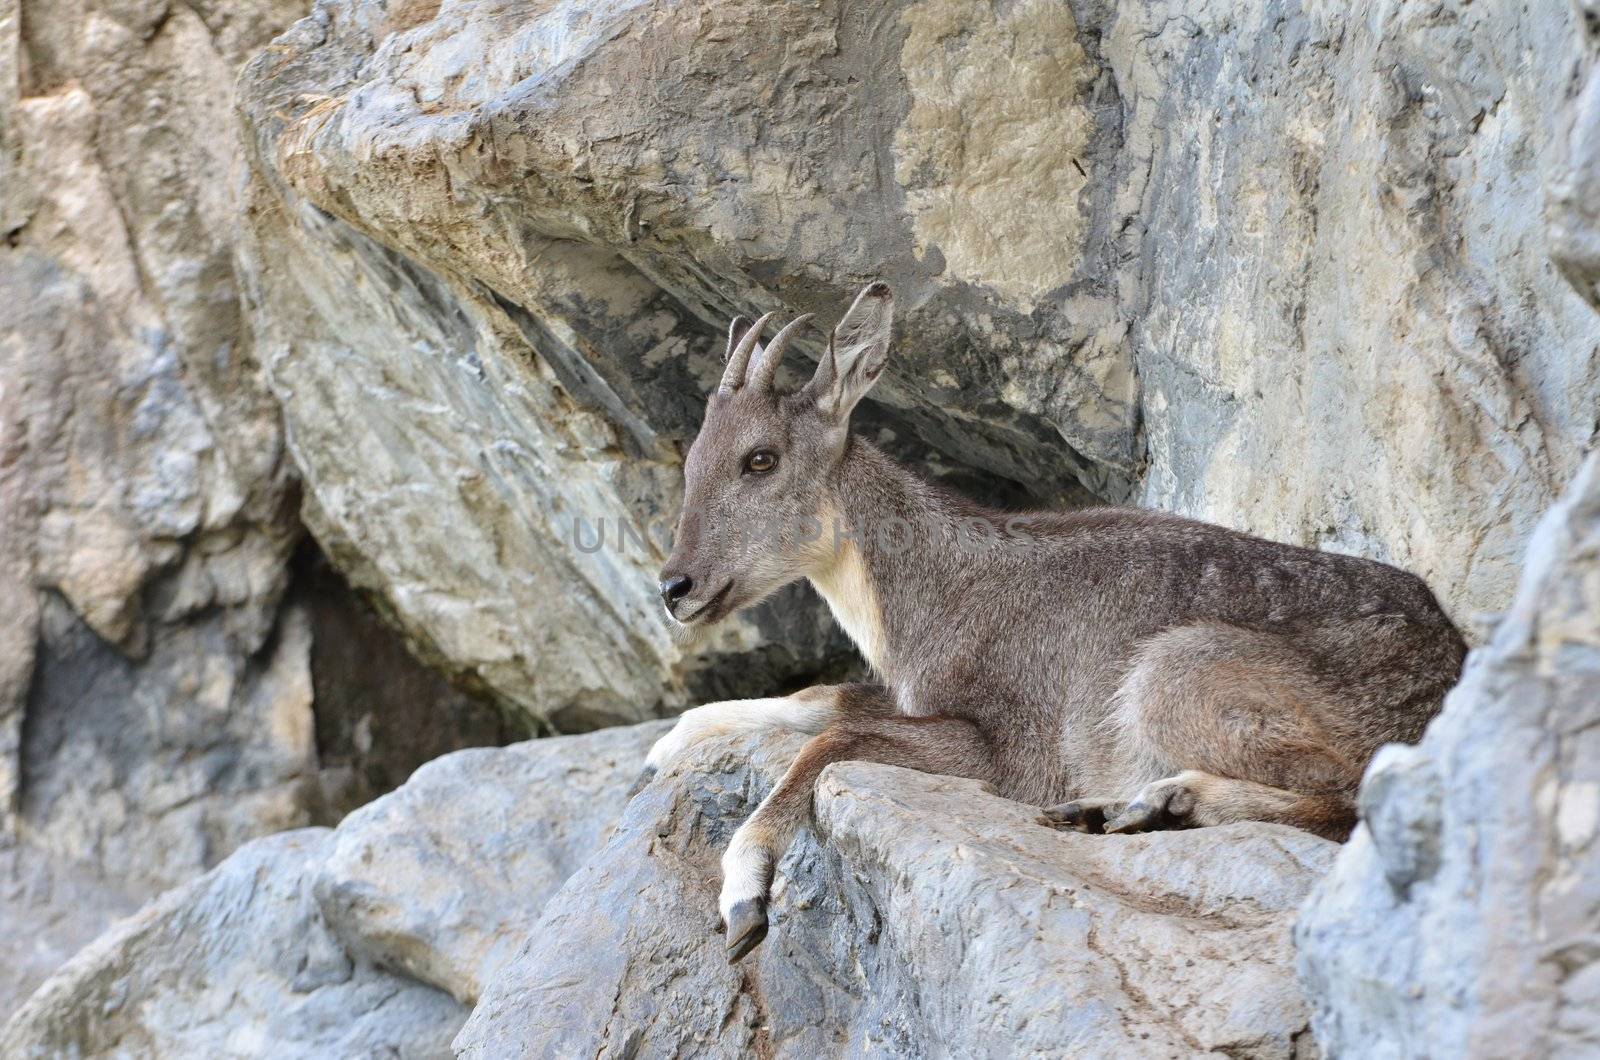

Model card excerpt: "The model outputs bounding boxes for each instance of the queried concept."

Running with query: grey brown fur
[649,284,1466,961]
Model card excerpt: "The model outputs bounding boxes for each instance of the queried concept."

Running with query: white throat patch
[808,537,890,677]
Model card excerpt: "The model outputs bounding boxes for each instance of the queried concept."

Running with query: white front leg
[644,688,840,772]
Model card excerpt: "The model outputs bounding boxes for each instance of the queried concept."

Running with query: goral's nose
[659,574,694,608]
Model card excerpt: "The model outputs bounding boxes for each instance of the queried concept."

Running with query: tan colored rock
[0,0,509,1015]
[0,0,311,898]
[233,0,1597,740]
[895,0,1097,306]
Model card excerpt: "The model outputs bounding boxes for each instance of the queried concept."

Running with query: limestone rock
[1293,11,1600,1052]
[1106,0,1595,618]
[459,734,1337,1058]
[0,831,466,1060]
[1,723,664,1053]
[0,0,313,922]
[1295,453,1600,1056]
[0,0,514,1011]
[313,721,667,1004]
[1547,0,1600,312]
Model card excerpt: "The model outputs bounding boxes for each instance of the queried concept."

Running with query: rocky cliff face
[233,0,1599,706]
[1294,11,1600,1054]
[1297,450,1600,1057]
[1,0,310,1005]
[3,0,1599,1052]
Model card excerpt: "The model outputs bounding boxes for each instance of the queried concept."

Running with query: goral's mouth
[673,580,734,625]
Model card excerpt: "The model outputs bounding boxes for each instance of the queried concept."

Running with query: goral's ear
[806,282,893,421]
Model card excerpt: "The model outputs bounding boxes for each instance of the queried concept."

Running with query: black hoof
[1104,801,1162,834]
[1104,781,1196,834]
[625,765,657,800]
[724,899,769,964]
[1039,799,1122,834]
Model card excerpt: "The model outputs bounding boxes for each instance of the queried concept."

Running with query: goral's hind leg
[1047,622,1369,841]
[1043,772,1354,839]
[1101,770,1355,840]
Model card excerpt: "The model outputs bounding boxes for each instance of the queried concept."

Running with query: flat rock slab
[460,734,1337,1058]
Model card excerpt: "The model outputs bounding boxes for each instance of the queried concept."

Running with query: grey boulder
[313,721,669,1005]
[1,723,665,1056]
[0,830,467,1060]
[1296,452,1600,1058]
[459,733,1337,1058]
[7,715,1333,1059]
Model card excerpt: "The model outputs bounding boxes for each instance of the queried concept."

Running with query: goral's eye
[743,449,778,475]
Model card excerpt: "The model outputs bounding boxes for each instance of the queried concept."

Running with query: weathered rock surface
[6,718,1333,1057]
[460,734,1337,1058]
[1,722,664,1054]
[0,0,324,1003]
[0,839,140,1028]
[1293,12,1600,1056]
[1,830,467,1059]
[2,0,514,1010]
[1112,0,1595,613]
[1295,456,1600,1056]
[314,720,668,1005]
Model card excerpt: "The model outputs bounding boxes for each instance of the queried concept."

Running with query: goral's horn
[718,311,776,395]
[747,314,813,392]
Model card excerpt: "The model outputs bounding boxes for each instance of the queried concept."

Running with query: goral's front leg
[715,714,995,962]
[628,687,847,797]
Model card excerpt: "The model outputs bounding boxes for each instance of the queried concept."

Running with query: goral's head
[658,284,894,626]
